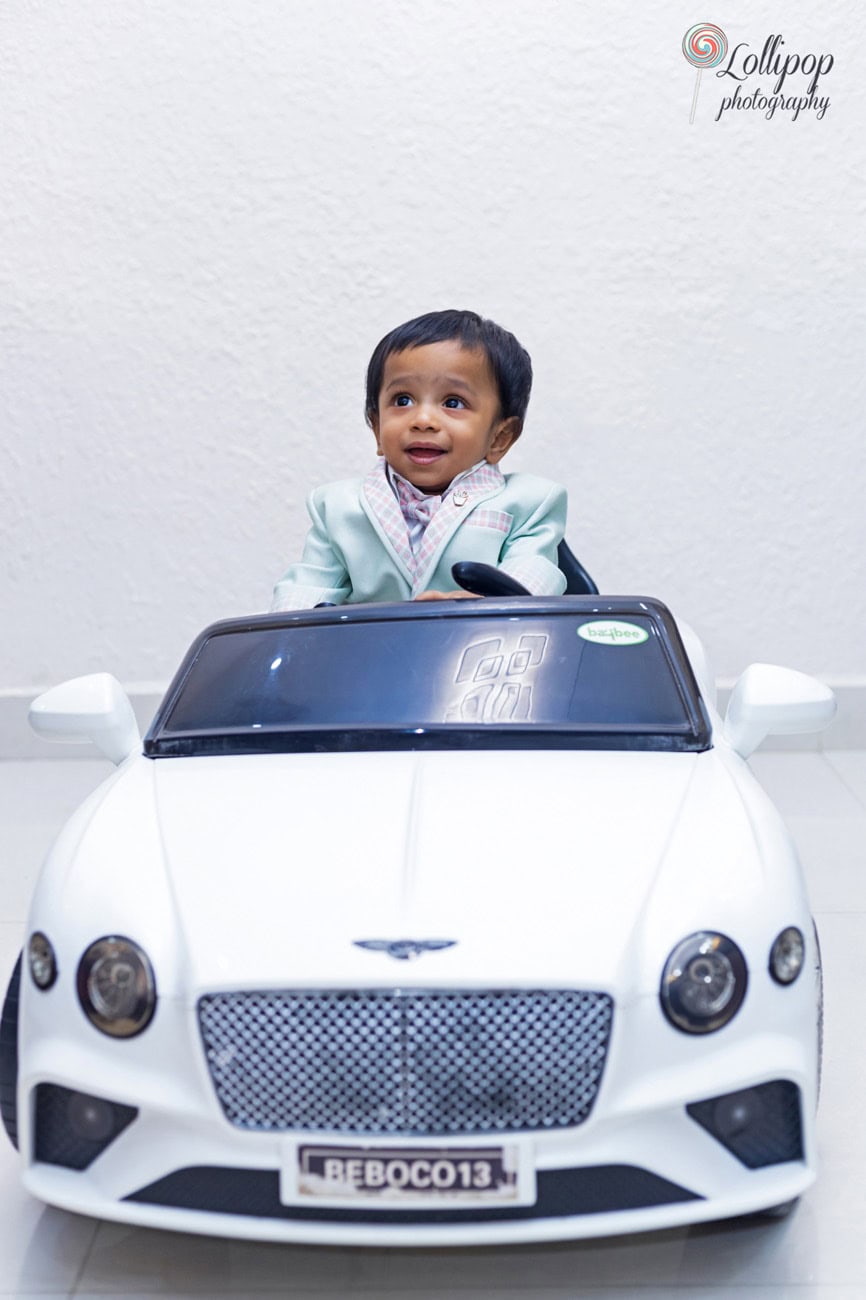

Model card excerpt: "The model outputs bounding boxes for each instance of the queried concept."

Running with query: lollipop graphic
[682,23,728,124]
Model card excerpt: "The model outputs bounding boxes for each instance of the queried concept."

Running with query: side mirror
[29,673,141,766]
[724,663,836,759]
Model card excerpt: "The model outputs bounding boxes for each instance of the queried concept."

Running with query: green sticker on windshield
[578,620,649,646]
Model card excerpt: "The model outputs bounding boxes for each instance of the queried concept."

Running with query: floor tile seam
[787,811,866,823]
[348,1284,863,1294]
[280,1281,866,1290]
[268,1288,866,1296]
[823,752,866,814]
[67,1212,103,1300]
[64,1291,857,1298]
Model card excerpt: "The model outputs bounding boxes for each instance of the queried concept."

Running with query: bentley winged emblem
[353,938,457,961]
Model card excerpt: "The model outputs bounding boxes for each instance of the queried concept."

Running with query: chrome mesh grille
[198,989,613,1135]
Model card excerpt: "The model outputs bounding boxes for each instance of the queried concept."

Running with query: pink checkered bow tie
[392,477,443,528]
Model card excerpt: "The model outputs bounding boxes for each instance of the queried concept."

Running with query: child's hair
[364,309,533,431]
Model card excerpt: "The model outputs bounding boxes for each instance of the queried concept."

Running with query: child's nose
[411,402,438,429]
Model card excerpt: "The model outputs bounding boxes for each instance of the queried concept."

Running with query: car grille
[198,989,613,1135]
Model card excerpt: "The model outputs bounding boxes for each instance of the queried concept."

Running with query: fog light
[77,936,156,1037]
[28,932,57,990]
[769,926,804,985]
[714,1089,759,1139]
[660,932,747,1033]
[67,1092,115,1142]
[688,1080,803,1168]
[34,1083,138,1171]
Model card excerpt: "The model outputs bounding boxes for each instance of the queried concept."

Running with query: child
[270,309,567,609]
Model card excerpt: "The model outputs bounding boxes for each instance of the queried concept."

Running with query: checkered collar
[361,457,506,590]
[386,460,501,530]
[386,459,501,506]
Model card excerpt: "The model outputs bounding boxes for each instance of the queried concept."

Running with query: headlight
[660,932,748,1034]
[76,937,156,1037]
[769,926,805,984]
[28,931,58,990]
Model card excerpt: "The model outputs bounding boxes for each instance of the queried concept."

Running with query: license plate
[285,1142,533,1207]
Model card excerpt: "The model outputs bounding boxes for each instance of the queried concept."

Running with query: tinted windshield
[146,601,710,756]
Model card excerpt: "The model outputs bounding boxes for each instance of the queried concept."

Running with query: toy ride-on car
[1,576,836,1246]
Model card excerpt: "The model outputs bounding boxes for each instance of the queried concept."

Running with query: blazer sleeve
[497,480,567,596]
[270,487,352,610]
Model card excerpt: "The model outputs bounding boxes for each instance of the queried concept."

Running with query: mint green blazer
[271,462,567,610]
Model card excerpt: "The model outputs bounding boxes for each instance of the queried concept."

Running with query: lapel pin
[452,489,469,507]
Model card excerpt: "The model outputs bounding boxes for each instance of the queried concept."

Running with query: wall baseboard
[1,682,864,760]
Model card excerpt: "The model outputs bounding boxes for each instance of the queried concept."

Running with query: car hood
[147,747,761,992]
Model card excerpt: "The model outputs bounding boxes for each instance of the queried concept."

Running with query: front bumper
[22,1105,814,1246]
[18,1011,817,1245]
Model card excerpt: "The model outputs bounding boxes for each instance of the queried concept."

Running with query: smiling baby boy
[270,309,567,609]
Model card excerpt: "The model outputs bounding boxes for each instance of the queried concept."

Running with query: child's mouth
[406,446,446,466]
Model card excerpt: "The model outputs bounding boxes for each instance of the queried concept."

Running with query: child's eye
[394,394,413,407]
[443,396,466,409]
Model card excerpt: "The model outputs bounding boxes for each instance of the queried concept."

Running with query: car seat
[557,541,598,595]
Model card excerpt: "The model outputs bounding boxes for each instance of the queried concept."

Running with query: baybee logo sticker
[578,620,649,646]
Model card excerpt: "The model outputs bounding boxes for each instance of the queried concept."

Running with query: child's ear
[485,417,522,464]
[370,413,383,453]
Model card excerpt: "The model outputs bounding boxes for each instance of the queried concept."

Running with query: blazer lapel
[412,462,506,594]
[360,459,415,582]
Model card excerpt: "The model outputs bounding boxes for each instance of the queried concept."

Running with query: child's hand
[414,589,479,601]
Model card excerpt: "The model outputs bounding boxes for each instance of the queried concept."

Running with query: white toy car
[0,588,836,1245]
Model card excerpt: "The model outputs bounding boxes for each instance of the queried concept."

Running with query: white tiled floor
[1,754,864,1300]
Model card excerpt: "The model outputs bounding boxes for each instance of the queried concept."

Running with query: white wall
[2,0,864,701]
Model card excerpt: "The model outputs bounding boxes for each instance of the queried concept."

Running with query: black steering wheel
[451,562,531,598]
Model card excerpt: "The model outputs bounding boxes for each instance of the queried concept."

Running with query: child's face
[371,340,519,494]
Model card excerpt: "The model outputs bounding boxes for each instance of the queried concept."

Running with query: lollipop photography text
[682,25,834,123]
[715,34,833,121]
